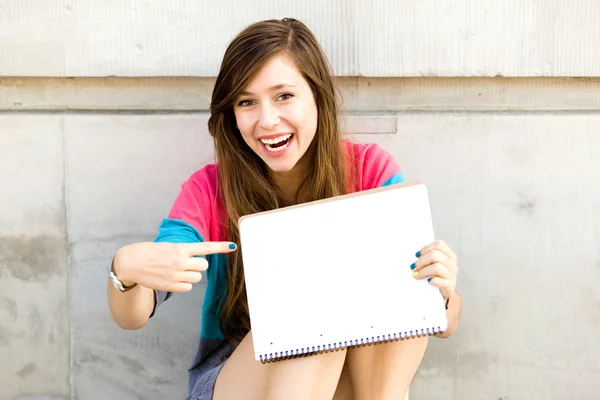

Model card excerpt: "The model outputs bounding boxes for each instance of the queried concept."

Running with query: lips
[259,133,292,144]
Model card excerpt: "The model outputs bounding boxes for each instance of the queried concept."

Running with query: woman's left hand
[411,240,459,301]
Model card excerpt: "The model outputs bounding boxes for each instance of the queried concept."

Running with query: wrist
[444,290,458,309]
[113,249,136,288]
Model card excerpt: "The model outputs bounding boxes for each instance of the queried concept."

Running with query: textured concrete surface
[2,110,599,399]
[0,116,70,399]
[1,0,599,77]
[64,115,214,399]
[3,77,600,112]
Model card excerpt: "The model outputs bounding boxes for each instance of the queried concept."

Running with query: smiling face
[233,54,318,174]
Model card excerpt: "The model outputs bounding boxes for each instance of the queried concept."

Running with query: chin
[264,159,298,173]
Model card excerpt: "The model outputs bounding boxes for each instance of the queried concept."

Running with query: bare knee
[215,330,347,400]
[342,336,429,400]
[347,335,428,364]
[266,348,347,400]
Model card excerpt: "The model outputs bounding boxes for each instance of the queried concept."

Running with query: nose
[258,103,280,130]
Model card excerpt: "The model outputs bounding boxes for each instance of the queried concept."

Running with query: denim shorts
[187,341,236,400]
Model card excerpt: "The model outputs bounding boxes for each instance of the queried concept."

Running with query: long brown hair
[208,18,354,345]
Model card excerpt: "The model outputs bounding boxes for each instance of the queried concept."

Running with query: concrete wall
[1,0,599,77]
[1,1,600,399]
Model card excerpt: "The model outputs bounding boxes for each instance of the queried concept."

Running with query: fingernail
[427,277,432,282]
[413,271,419,278]
[415,251,421,257]
[229,243,237,250]
[410,263,416,270]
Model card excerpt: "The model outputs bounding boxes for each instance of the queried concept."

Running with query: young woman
[108,18,461,400]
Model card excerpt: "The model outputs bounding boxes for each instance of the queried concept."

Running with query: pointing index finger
[180,242,237,256]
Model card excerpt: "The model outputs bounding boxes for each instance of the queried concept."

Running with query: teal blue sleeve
[381,172,406,187]
[149,218,205,317]
[154,217,205,243]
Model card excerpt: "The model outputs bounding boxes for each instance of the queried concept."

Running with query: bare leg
[214,330,347,400]
[334,336,428,400]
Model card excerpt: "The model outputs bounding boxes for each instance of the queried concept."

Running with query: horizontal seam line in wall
[0,109,210,115]
[2,110,600,115]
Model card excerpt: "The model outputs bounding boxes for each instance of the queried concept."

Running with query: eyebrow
[240,84,296,96]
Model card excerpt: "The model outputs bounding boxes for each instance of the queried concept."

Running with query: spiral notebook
[238,181,448,363]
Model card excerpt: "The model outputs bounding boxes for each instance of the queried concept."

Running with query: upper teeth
[260,134,292,145]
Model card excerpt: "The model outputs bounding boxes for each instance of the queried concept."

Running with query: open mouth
[260,133,294,153]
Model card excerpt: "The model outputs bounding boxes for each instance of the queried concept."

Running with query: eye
[277,93,294,101]
[237,99,254,107]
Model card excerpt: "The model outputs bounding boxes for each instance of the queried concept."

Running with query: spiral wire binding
[259,325,443,364]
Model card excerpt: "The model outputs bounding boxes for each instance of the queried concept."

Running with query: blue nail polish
[410,263,416,270]
[229,243,237,250]
[415,251,421,257]
[427,277,432,282]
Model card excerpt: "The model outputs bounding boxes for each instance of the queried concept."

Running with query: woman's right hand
[113,241,237,292]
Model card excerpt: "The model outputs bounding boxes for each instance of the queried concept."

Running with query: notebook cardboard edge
[238,180,426,228]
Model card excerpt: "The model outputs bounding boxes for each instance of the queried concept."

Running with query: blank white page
[239,182,448,362]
